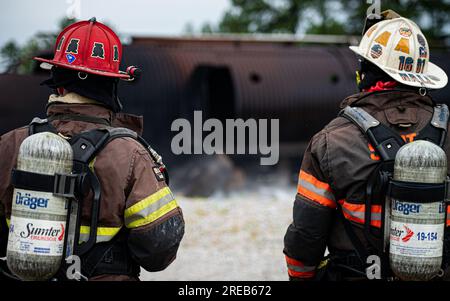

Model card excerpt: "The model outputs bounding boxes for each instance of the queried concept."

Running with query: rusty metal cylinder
[389,140,446,281]
[6,132,73,281]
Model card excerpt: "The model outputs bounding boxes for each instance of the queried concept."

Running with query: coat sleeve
[283,131,337,280]
[124,147,185,272]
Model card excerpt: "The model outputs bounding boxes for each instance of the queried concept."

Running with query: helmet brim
[34,56,131,80]
[349,46,448,90]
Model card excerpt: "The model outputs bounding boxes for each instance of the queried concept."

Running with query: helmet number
[398,56,414,72]
[416,59,426,74]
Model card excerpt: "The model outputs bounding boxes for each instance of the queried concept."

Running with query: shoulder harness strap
[340,106,405,161]
[75,126,166,170]
[104,127,169,183]
[340,105,449,154]
[68,128,140,257]
[68,129,112,256]
[416,104,449,147]
[28,117,57,135]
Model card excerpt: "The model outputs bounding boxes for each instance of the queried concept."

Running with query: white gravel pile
[141,183,296,281]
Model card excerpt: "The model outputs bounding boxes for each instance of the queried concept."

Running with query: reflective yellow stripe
[6,218,10,228]
[125,187,172,218]
[126,200,178,228]
[79,226,122,243]
[79,225,122,236]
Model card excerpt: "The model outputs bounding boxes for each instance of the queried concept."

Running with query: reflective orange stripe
[288,269,315,278]
[285,255,316,278]
[299,170,332,191]
[341,201,382,213]
[341,210,382,228]
[285,256,303,267]
[339,200,382,228]
[297,170,336,209]
[297,186,336,209]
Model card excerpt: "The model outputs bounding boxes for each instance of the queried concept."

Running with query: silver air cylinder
[7,132,73,281]
[389,140,447,281]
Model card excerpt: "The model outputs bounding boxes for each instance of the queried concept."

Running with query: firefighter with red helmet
[0,18,184,281]
[283,11,450,281]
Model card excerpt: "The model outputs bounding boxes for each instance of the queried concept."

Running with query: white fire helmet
[350,17,448,89]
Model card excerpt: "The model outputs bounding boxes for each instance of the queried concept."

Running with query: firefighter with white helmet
[349,12,447,90]
[284,11,450,281]
[0,18,184,281]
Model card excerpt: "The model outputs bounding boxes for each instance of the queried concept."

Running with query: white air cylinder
[7,132,73,281]
[389,140,446,281]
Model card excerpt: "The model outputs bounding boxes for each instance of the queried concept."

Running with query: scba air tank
[389,140,447,281]
[7,132,73,281]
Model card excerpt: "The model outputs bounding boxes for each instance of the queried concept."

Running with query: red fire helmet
[34,17,131,79]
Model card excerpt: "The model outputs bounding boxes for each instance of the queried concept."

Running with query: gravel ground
[140,183,295,281]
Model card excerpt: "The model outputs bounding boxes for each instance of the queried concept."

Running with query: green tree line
[1,18,76,74]
[202,0,450,39]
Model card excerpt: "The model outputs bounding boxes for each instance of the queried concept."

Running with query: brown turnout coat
[0,98,184,281]
[284,89,450,280]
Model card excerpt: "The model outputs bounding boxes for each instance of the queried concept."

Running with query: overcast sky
[0,0,230,48]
